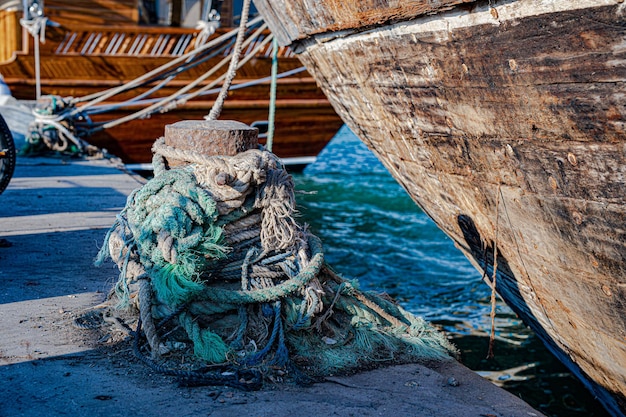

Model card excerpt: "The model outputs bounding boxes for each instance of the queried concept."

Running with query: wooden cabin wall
[46,0,140,26]
[219,0,233,27]
[218,0,259,28]
[0,8,21,63]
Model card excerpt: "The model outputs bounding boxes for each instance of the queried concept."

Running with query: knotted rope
[20,15,268,159]
[195,8,221,48]
[95,141,456,387]
[20,5,49,100]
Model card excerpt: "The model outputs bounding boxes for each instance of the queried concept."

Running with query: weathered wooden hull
[80,97,339,163]
[0,5,342,164]
[255,0,626,415]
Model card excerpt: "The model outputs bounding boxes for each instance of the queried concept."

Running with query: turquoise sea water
[291,126,611,417]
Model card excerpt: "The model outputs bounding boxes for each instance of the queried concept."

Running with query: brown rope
[139,279,162,359]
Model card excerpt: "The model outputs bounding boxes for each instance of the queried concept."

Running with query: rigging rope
[19,14,48,99]
[79,67,306,116]
[99,23,270,131]
[73,67,306,126]
[206,0,252,121]
[266,37,279,152]
[169,29,272,108]
[70,15,264,112]
[24,16,273,155]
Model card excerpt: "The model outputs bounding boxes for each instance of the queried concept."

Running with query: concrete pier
[0,155,544,417]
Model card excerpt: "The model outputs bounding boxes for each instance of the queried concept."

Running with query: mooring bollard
[163,119,259,166]
[95,117,456,389]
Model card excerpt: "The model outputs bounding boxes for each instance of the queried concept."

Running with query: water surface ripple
[292,126,610,417]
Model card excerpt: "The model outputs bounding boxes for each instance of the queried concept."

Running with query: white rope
[100,23,269,131]
[82,67,305,113]
[20,16,48,100]
[86,75,175,114]
[29,115,91,152]
[172,29,273,107]
[195,20,219,46]
[70,15,264,113]
[19,16,47,43]
[195,8,221,48]
[206,0,253,121]
[33,34,41,99]
[266,37,279,152]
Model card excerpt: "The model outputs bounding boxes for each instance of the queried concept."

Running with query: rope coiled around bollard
[95,145,457,388]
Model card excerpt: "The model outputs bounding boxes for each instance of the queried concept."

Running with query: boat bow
[255,1,626,415]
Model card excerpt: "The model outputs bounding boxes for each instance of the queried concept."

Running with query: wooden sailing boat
[254,0,626,416]
[0,0,343,166]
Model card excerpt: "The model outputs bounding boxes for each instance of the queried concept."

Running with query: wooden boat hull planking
[0,19,343,163]
[81,98,341,163]
[255,0,626,415]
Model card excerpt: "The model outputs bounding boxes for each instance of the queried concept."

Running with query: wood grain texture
[0,3,343,164]
[257,0,626,415]
[73,98,341,163]
[0,9,21,63]
[254,0,473,45]
[46,0,139,25]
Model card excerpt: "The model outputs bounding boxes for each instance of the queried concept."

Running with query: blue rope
[230,307,249,350]
[245,301,288,366]
[269,308,289,367]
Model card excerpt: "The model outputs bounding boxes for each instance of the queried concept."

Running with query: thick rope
[266,36,279,152]
[139,279,161,358]
[101,22,268,131]
[206,0,252,120]
[95,146,456,386]
[71,15,263,109]
[170,28,272,108]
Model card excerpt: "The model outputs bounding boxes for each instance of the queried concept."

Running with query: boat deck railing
[54,29,295,58]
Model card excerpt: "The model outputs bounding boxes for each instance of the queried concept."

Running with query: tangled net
[95,138,456,388]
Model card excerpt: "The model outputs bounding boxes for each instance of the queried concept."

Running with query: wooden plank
[81,99,342,163]
[264,0,626,414]
[254,0,475,45]
[0,9,21,63]
[46,0,139,25]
